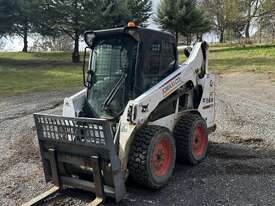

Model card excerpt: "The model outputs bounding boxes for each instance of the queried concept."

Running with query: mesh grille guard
[33,113,126,204]
[35,114,108,146]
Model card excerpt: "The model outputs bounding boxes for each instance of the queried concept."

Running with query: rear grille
[35,114,109,146]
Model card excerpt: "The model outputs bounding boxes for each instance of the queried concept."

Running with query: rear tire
[174,113,208,165]
[128,126,176,189]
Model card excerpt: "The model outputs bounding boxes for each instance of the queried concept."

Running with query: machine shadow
[40,141,275,205]
[175,141,275,177]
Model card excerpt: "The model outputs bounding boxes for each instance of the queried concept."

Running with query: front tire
[128,126,176,189]
[174,113,208,165]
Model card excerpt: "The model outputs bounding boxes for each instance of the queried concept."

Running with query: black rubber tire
[128,126,176,189]
[174,113,208,165]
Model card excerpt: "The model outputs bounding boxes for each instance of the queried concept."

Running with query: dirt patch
[222,131,264,145]
[0,127,38,174]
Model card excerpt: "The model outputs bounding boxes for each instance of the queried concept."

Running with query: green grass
[209,45,275,73]
[0,52,82,96]
[0,52,72,61]
[180,44,275,75]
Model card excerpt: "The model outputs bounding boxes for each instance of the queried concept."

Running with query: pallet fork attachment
[22,186,60,206]
[22,114,126,206]
[22,149,61,206]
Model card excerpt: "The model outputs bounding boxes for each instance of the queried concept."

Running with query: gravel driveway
[0,72,274,206]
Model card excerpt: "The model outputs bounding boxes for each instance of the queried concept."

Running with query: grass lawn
[209,45,275,74]
[0,52,82,96]
[0,44,275,97]
[179,44,275,77]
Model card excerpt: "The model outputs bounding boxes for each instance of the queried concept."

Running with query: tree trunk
[259,25,262,44]
[188,34,192,44]
[72,30,80,63]
[245,0,252,40]
[219,30,224,43]
[196,34,199,41]
[175,31,179,46]
[72,0,80,63]
[197,34,203,41]
[22,24,28,52]
[245,21,250,39]
[272,28,275,43]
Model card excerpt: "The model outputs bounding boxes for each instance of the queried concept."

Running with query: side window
[151,43,161,55]
[160,41,176,77]
[143,42,161,90]
[162,41,174,56]
[143,41,176,92]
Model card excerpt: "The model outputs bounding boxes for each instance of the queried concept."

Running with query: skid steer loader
[23,22,216,206]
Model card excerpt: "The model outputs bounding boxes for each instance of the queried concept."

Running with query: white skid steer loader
[23,22,216,206]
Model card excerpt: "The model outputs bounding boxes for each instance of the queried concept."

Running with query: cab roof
[84,27,176,47]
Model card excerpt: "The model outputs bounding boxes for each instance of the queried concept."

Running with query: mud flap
[23,114,126,206]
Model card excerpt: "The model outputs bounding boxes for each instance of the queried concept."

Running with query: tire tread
[174,113,207,165]
[128,126,173,189]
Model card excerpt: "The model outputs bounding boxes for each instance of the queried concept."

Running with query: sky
[152,0,160,10]
[150,0,160,29]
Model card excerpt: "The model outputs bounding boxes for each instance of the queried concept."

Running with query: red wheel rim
[192,125,207,159]
[151,138,173,177]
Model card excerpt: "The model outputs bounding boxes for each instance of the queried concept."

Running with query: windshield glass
[87,36,137,118]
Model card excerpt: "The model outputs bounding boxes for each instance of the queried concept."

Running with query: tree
[39,0,130,63]
[201,0,275,43]
[224,0,247,41]
[156,0,211,44]
[0,0,41,52]
[201,0,247,42]
[201,0,227,43]
[258,0,275,42]
[10,0,41,52]
[243,0,263,39]
[94,0,130,28]
[38,0,92,62]
[31,35,73,52]
[0,0,16,36]
[181,6,211,42]
[0,38,6,50]
[125,0,153,27]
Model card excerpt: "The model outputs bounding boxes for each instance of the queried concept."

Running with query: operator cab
[82,22,178,120]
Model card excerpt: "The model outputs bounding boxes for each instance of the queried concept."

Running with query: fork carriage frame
[22,114,126,206]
